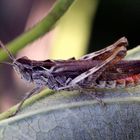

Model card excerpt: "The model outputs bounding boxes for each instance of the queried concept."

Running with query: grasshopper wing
[80,37,128,61]
[68,38,127,86]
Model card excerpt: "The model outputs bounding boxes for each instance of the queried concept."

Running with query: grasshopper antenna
[0,61,13,66]
[0,40,15,61]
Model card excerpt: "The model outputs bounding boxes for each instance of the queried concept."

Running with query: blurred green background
[0,0,140,112]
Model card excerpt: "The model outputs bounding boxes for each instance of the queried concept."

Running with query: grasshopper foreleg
[11,87,42,117]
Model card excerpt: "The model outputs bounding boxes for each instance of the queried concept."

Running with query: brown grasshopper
[1,37,139,116]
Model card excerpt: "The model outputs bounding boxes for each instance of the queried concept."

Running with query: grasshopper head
[0,41,33,83]
[13,57,33,83]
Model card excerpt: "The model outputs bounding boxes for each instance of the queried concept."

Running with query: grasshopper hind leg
[89,92,105,106]
[82,89,106,106]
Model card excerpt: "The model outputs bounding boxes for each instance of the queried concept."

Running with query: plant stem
[0,0,75,61]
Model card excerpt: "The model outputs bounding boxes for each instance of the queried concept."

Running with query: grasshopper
[1,37,139,116]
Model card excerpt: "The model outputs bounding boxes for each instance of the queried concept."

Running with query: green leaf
[125,45,140,60]
[0,88,140,139]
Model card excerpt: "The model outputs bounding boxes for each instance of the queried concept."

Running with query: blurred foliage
[0,0,75,61]
[88,0,140,52]
[51,0,99,59]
